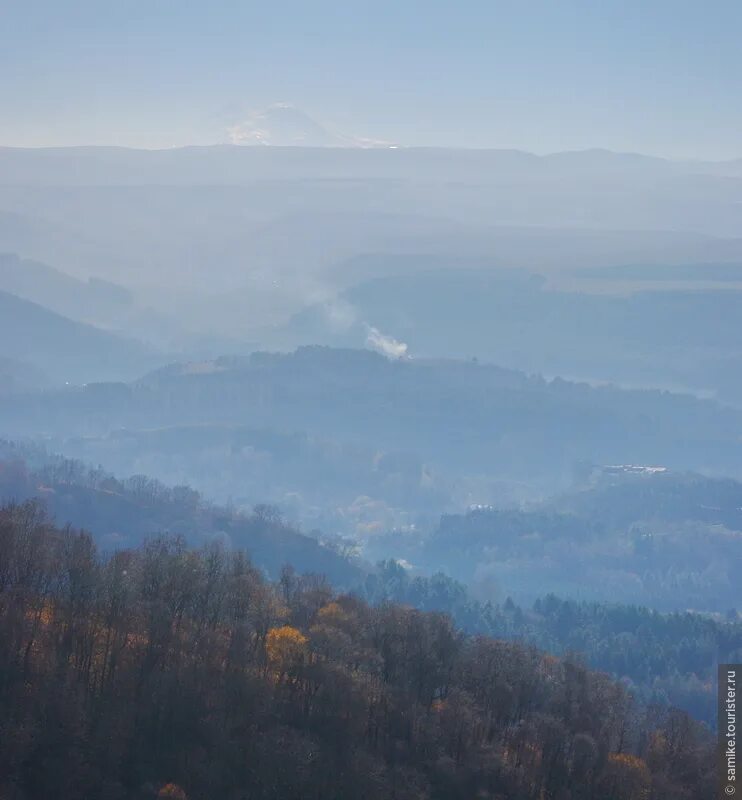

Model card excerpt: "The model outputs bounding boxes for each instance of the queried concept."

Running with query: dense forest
[369,486,742,611]
[4,347,742,492]
[0,444,360,586]
[1,443,739,728]
[363,562,742,727]
[0,503,715,799]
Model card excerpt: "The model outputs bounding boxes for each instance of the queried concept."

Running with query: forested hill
[0,446,360,587]
[1,443,737,731]
[4,346,742,484]
[0,289,159,385]
[362,562,742,728]
[552,469,742,529]
[0,503,714,800]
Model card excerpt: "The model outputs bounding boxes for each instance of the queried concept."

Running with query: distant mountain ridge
[5,345,742,488]
[2,142,742,325]
[2,142,741,186]
[284,265,742,403]
[0,251,132,323]
[0,289,161,384]
[0,356,48,394]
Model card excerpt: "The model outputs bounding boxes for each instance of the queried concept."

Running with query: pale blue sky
[2,0,741,157]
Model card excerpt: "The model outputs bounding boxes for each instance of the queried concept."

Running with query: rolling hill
[0,289,162,384]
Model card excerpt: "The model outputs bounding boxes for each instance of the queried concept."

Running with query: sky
[1,0,741,158]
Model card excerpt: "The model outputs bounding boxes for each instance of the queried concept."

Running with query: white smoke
[322,297,359,332]
[365,325,408,359]
[303,291,409,358]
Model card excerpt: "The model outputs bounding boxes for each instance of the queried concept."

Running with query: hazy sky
[2,0,741,158]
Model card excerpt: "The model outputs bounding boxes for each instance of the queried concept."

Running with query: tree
[266,624,308,679]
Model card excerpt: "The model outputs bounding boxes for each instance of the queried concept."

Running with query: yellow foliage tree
[317,601,349,626]
[265,625,308,673]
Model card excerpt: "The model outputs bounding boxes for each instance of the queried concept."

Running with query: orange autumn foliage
[158,784,187,799]
[265,625,308,668]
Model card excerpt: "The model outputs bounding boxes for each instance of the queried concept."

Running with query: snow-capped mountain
[226,104,393,148]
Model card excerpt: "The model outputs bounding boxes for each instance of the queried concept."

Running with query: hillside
[0,502,714,800]
[4,346,742,482]
[3,348,742,613]
[0,357,48,394]
[4,346,742,551]
[0,251,133,323]
[0,290,161,384]
[0,445,360,587]
[3,441,739,729]
[33,422,446,535]
[287,266,742,402]
[384,469,742,611]
[362,562,742,727]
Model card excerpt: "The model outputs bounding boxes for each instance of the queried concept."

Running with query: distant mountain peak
[226,103,394,148]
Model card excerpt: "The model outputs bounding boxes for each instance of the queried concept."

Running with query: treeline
[0,503,714,799]
[0,445,360,586]
[2,444,737,729]
[555,468,742,530]
[362,561,742,726]
[5,344,742,488]
[412,503,742,610]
